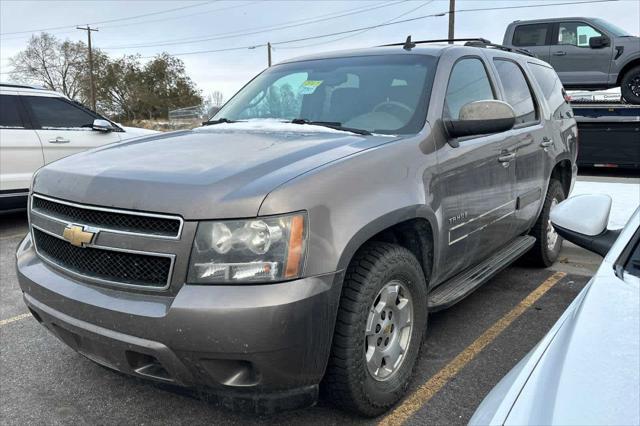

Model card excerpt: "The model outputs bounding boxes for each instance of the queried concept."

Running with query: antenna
[403,35,416,51]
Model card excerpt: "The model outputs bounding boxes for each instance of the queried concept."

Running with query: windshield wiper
[202,118,241,126]
[290,118,371,135]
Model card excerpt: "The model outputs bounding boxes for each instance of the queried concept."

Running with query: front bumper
[16,233,342,411]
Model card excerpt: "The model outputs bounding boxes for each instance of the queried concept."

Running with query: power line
[0,1,214,35]
[100,1,408,50]
[118,0,622,56]
[1,0,621,72]
[277,0,435,50]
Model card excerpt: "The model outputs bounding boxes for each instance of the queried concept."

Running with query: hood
[33,123,398,219]
[504,271,640,425]
[119,125,160,138]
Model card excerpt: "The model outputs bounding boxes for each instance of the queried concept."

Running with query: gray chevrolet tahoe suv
[504,17,640,103]
[16,41,578,416]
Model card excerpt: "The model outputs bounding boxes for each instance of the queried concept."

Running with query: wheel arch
[336,206,438,285]
[550,158,573,197]
[616,57,640,86]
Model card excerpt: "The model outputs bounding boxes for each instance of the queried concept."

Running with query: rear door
[0,92,43,193]
[23,95,121,164]
[550,21,613,86]
[490,56,549,234]
[510,23,553,62]
[435,55,518,280]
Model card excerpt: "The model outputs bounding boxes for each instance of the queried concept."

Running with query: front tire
[621,66,640,105]
[323,242,427,417]
[525,179,566,267]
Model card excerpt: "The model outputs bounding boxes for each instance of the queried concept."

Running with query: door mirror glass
[445,100,516,139]
[550,194,620,256]
[92,118,115,132]
[589,35,610,49]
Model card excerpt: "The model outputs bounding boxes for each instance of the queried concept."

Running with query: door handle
[48,137,70,144]
[552,51,567,56]
[540,137,553,148]
[498,152,516,165]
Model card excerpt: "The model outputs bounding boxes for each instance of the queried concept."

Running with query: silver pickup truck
[504,17,640,103]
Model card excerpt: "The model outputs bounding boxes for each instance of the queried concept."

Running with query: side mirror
[92,118,115,132]
[589,35,610,49]
[550,194,620,256]
[445,100,516,141]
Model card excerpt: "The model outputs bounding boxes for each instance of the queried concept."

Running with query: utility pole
[267,42,272,67]
[77,25,98,110]
[448,0,455,43]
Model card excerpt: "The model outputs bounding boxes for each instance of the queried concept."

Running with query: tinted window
[494,60,537,124]
[444,58,495,119]
[26,97,95,129]
[215,55,437,134]
[557,22,603,47]
[529,63,571,119]
[0,95,24,128]
[513,24,549,46]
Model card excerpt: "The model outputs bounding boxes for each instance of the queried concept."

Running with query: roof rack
[381,36,536,58]
[0,82,48,90]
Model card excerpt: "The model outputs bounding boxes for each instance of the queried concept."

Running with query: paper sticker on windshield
[299,80,323,94]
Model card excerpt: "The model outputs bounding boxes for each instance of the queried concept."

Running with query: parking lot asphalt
[4,170,635,425]
[0,209,591,425]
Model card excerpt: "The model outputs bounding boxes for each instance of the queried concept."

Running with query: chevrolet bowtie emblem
[62,225,96,247]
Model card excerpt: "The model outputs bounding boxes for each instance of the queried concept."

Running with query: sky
[1,0,639,102]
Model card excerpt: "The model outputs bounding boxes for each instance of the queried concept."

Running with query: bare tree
[9,33,89,101]
[210,90,225,107]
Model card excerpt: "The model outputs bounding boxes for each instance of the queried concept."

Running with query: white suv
[0,83,158,211]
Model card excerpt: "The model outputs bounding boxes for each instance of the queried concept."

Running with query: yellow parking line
[0,313,32,327]
[379,271,567,426]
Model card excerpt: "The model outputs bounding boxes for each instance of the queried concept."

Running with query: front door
[435,57,518,281]
[551,21,613,86]
[23,95,121,164]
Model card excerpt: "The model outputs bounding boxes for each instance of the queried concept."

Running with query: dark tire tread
[524,179,566,267]
[323,242,427,417]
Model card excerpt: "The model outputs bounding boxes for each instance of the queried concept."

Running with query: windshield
[592,19,633,36]
[213,54,437,134]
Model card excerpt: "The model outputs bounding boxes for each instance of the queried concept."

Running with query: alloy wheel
[364,280,413,381]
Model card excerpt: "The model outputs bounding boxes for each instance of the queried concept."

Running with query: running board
[428,236,536,311]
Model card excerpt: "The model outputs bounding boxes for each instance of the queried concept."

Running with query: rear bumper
[16,233,343,410]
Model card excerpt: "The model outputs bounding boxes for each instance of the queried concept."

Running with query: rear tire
[524,179,566,267]
[621,66,640,105]
[323,242,427,417]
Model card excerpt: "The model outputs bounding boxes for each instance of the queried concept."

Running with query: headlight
[187,212,307,284]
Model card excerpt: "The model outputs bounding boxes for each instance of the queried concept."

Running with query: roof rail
[463,40,536,58]
[380,36,536,58]
[0,82,48,90]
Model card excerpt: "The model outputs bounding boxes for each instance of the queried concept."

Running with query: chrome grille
[31,194,182,238]
[33,228,172,288]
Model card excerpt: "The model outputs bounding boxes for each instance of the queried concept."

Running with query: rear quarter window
[528,63,571,119]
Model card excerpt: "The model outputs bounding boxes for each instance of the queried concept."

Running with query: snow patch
[195,118,362,135]
[571,180,640,229]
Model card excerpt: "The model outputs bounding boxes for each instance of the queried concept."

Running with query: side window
[0,95,25,129]
[493,59,537,125]
[25,96,95,129]
[444,58,495,120]
[513,24,550,46]
[529,63,571,119]
[557,22,603,47]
